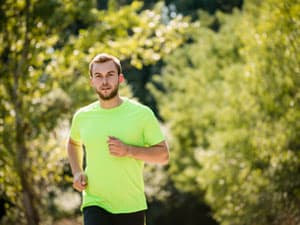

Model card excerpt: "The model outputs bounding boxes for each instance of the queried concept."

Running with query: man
[67,53,169,225]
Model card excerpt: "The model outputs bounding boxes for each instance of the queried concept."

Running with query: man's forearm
[126,141,169,165]
[67,138,84,175]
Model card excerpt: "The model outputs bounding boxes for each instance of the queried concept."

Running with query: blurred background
[0,0,299,224]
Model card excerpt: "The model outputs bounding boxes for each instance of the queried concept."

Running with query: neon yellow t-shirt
[69,97,165,213]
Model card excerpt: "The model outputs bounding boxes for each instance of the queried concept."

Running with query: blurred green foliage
[150,0,300,224]
[1,0,299,225]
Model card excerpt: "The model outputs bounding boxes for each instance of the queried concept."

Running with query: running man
[67,53,169,225]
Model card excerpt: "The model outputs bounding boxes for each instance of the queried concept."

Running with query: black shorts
[83,206,146,225]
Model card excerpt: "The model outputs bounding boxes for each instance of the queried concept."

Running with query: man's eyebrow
[94,70,117,75]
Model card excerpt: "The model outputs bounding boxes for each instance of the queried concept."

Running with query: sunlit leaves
[151,0,300,224]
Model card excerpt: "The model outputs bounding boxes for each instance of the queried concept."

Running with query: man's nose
[101,77,108,84]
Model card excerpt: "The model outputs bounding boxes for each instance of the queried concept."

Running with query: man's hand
[107,136,129,157]
[73,171,88,192]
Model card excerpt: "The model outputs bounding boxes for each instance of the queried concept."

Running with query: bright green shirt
[69,97,165,213]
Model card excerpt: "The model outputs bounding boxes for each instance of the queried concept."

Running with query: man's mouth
[101,87,111,90]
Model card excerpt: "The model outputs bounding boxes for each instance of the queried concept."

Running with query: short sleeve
[69,111,81,143]
[143,109,165,146]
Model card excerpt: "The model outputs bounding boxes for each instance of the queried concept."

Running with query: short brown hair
[89,53,122,77]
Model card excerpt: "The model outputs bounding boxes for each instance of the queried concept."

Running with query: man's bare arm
[67,138,84,175]
[67,138,87,191]
[107,137,169,165]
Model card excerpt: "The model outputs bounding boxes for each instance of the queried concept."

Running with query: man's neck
[99,96,123,109]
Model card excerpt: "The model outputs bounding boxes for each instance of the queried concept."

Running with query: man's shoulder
[125,98,153,113]
[74,101,99,116]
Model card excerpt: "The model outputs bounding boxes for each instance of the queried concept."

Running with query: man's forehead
[92,61,118,73]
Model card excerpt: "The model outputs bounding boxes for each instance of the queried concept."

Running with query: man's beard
[97,85,119,100]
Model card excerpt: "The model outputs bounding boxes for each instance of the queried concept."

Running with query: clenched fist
[107,136,129,157]
[73,171,88,192]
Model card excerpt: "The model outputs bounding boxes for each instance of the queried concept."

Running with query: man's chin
[100,96,113,101]
[96,87,119,101]
[98,93,118,101]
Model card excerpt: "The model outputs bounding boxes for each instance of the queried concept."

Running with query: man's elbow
[159,149,169,165]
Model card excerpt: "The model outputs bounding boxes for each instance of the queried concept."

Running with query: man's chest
[79,113,145,147]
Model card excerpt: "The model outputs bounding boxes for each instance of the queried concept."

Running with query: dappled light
[1,0,299,225]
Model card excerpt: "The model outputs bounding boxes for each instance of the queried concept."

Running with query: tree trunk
[15,156,40,225]
[14,92,40,225]
[13,0,40,223]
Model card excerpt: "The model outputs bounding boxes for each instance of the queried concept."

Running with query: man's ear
[119,74,125,83]
[89,76,93,86]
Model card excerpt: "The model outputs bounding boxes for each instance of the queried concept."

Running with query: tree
[0,0,88,223]
[0,0,193,224]
[150,0,300,224]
